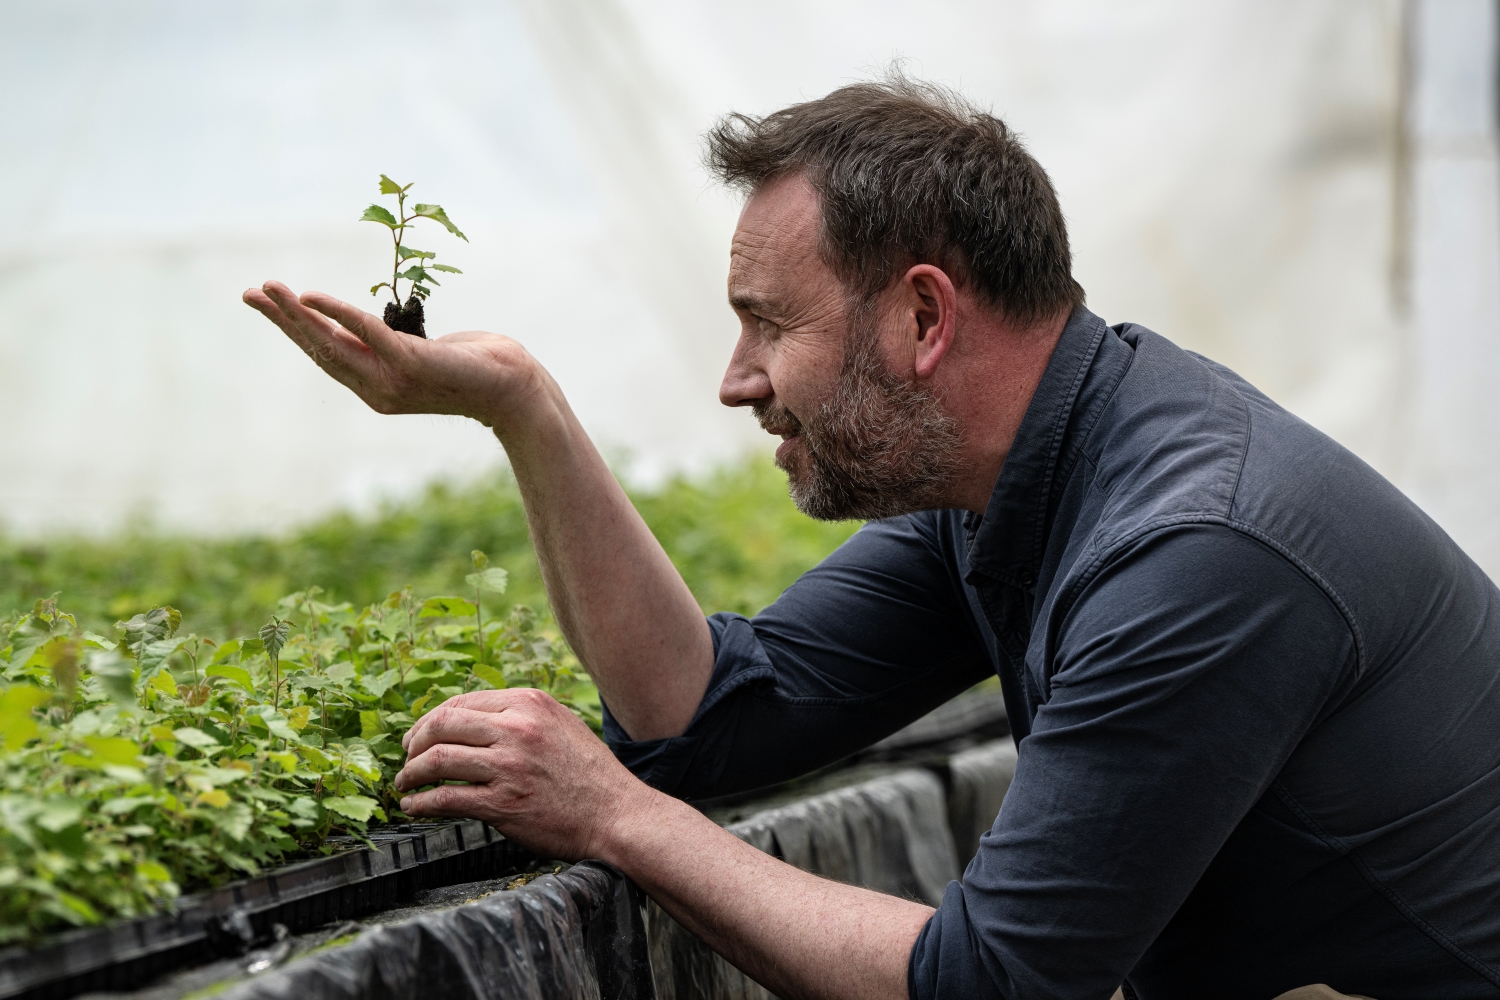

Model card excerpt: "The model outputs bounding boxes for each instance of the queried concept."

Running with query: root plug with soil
[361,174,467,338]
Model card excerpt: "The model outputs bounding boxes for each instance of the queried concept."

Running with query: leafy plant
[0,559,597,946]
[360,174,467,338]
[0,455,862,640]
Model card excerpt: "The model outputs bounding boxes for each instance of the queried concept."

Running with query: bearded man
[244,77,1500,1000]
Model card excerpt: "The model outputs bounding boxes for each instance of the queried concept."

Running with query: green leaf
[397,246,435,261]
[378,174,403,195]
[419,596,477,619]
[136,861,173,883]
[360,205,398,228]
[206,664,255,692]
[196,766,249,787]
[117,607,181,650]
[36,801,83,833]
[259,618,291,660]
[80,631,116,650]
[411,203,467,240]
[358,710,387,740]
[429,264,462,274]
[472,663,507,690]
[83,736,141,767]
[210,638,241,664]
[323,795,378,823]
[173,727,223,751]
[88,650,137,706]
[325,662,356,684]
[362,668,400,699]
[397,266,428,283]
[50,892,99,924]
[195,788,231,809]
[409,649,472,662]
[0,685,50,751]
[256,711,299,742]
[464,567,509,594]
[297,744,332,771]
[102,796,155,816]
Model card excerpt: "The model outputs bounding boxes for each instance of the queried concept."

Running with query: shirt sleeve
[910,523,1358,1000]
[604,510,998,800]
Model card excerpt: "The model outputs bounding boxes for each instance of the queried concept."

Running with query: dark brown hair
[705,72,1085,326]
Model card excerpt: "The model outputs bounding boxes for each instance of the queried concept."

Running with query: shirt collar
[963,306,1112,591]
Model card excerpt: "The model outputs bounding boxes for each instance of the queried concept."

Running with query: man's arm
[393,687,932,1000]
[607,510,999,797]
[241,283,711,740]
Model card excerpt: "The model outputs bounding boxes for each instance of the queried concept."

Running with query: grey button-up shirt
[607,307,1500,999]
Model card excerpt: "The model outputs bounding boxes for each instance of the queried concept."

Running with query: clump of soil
[383,296,426,338]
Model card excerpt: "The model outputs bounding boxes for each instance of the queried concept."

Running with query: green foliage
[0,455,860,945]
[362,174,466,308]
[0,455,860,638]
[0,573,594,945]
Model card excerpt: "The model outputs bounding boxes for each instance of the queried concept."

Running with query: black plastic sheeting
[212,861,654,1000]
[3,821,533,1000]
[192,744,1018,1000]
[647,768,961,1000]
[945,739,1019,867]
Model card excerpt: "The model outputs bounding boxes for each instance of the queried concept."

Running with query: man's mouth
[774,433,802,464]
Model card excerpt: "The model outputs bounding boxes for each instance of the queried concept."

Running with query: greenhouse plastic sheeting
[646,769,960,1000]
[214,861,654,1000]
[946,740,1019,867]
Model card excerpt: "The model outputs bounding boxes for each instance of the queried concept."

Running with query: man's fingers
[403,705,515,761]
[395,743,498,791]
[398,782,490,820]
[401,690,532,751]
[261,283,370,358]
[248,283,375,385]
[301,291,406,357]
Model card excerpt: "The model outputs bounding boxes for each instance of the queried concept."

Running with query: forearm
[602,785,931,1000]
[489,368,714,740]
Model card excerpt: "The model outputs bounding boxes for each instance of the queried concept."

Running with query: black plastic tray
[0,820,534,1000]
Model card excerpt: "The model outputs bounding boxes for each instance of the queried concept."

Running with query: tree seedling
[361,175,467,338]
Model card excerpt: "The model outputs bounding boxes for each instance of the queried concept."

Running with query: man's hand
[241,281,715,743]
[394,689,929,1000]
[394,688,646,859]
[241,282,545,429]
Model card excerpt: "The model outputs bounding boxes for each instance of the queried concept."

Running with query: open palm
[243,281,542,428]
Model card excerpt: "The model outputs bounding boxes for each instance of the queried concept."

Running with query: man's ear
[904,264,958,380]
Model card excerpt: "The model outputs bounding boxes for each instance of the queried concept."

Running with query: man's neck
[942,306,1070,514]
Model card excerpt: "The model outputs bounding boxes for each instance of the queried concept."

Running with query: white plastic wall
[2,0,1496,578]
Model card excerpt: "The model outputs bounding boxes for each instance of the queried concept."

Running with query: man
[244,77,1500,999]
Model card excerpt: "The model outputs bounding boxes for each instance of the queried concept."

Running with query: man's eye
[757,318,781,339]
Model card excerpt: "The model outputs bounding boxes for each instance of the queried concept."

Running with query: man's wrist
[485,369,573,460]
[593,780,688,873]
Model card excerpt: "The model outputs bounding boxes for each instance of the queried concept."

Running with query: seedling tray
[0,820,534,1000]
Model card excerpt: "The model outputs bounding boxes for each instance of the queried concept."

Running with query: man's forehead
[729,174,824,294]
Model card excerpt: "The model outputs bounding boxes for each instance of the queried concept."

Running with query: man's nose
[719,334,772,408]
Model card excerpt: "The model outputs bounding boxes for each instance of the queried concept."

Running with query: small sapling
[361,174,467,338]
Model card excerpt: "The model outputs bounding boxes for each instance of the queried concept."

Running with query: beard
[753,316,964,521]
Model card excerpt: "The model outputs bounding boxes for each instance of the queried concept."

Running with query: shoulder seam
[1058,515,1368,681]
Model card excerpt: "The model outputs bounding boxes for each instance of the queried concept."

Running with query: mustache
[752,398,804,436]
